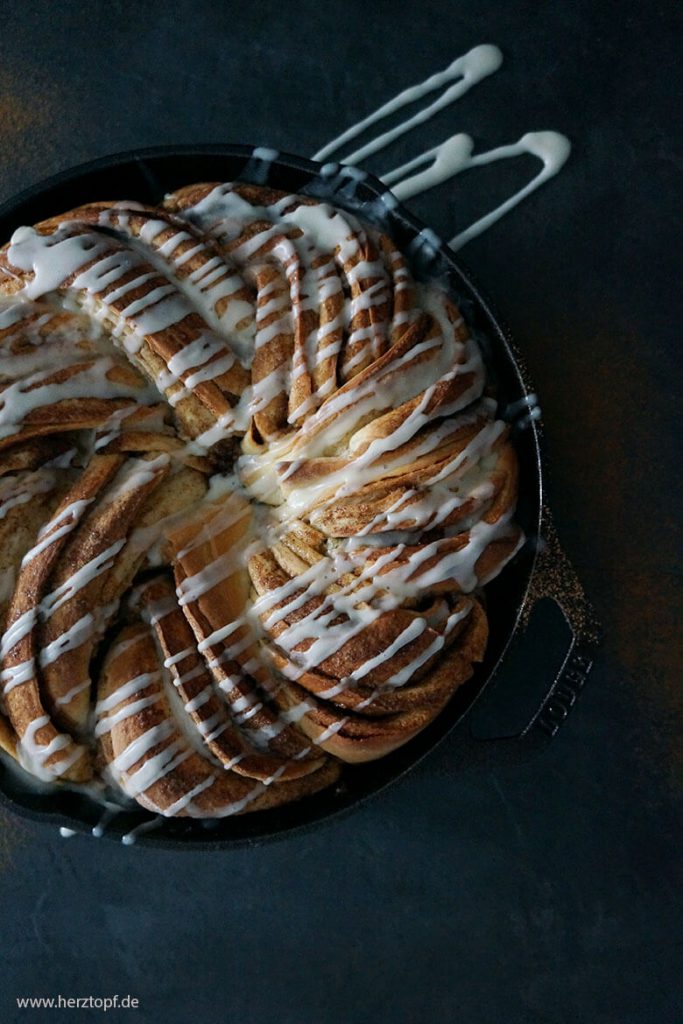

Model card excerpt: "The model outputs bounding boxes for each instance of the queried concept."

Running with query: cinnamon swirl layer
[0,180,523,818]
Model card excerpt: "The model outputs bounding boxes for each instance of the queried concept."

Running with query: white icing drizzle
[120,817,162,846]
[91,804,122,838]
[0,469,55,521]
[313,44,570,250]
[17,715,83,780]
[315,45,503,164]
[386,132,571,250]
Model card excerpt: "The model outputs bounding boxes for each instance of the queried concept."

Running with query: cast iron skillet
[0,146,599,848]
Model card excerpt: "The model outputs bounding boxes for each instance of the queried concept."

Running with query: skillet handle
[454,507,601,769]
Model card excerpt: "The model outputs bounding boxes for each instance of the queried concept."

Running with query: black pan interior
[0,147,542,847]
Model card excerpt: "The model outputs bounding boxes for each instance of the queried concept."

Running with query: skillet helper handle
[456,507,600,769]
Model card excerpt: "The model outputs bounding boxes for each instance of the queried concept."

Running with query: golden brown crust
[97,622,339,817]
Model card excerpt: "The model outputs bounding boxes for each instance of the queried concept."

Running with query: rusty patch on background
[536,318,681,784]
[0,68,59,178]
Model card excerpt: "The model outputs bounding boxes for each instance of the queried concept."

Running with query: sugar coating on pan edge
[0,180,523,827]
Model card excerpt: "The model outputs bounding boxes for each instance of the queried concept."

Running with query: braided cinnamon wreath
[0,182,522,819]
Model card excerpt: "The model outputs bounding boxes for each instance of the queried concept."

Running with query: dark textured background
[0,2,681,1022]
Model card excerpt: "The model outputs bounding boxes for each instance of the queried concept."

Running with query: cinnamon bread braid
[0,181,523,820]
